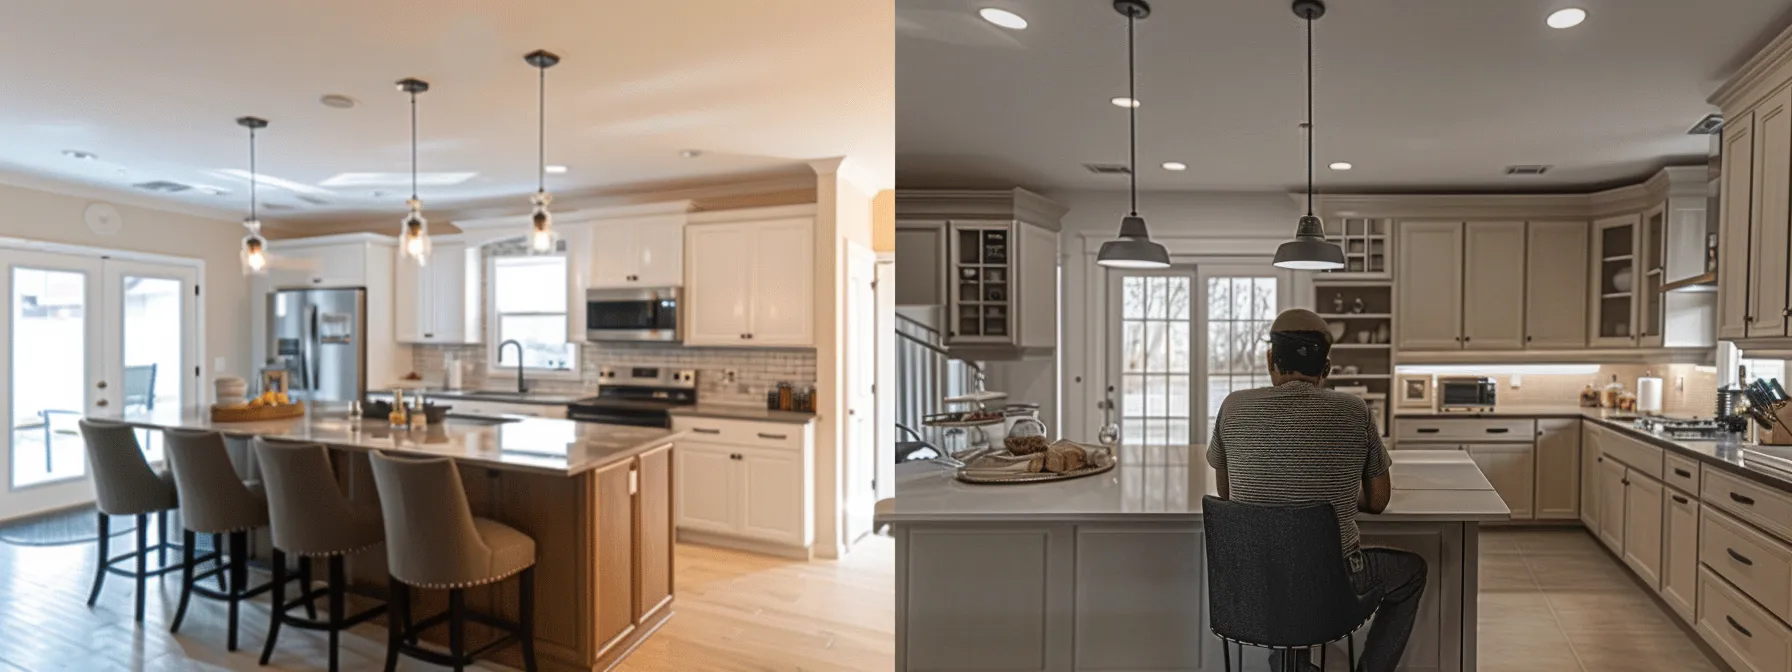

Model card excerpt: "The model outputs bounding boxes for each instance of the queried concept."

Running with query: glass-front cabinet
[949,221,1014,342]
[1591,214,1640,347]
[1637,204,1667,348]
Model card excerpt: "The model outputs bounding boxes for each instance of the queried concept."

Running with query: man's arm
[1361,471,1391,514]
[1216,467,1230,500]
[1207,403,1229,499]
[1360,401,1392,513]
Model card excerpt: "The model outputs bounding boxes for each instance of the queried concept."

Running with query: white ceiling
[897,0,1792,193]
[0,0,892,224]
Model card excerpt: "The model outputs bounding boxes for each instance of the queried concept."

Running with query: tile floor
[1478,527,1723,672]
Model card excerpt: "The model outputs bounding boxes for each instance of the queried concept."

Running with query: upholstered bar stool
[76,419,185,623]
[163,428,294,651]
[368,451,539,672]
[254,437,388,671]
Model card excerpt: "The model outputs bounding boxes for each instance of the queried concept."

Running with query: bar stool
[254,437,388,671]
[76,419,185,623]
[1202,496,1383,672]
[367,451,539,672]
[163,428,294,651]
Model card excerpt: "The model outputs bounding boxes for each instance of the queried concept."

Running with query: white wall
[812,158,878,559]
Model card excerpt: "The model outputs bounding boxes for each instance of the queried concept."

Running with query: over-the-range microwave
[586,287,681,342]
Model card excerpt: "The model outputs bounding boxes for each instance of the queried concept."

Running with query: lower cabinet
[1661,488,1700,623]
[672,419,815,550]
[1535,418,1581,520]
[1698,566,1792,672]
[590,443,675,658]
[1622,472,1665,589]
[591,459,637,653]
[1467,443,1535,520]
[1597,456,1628,553]
[1581,422,1602,530]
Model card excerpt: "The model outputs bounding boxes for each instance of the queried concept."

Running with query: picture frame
[261,369,290,396]
[1397,374,1433,409]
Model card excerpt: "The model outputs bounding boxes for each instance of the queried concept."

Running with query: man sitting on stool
[1206,308,1426,672]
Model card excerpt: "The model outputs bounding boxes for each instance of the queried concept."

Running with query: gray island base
[890,447,1510,672]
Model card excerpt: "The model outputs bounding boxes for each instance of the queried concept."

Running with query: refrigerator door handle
[306,301,320,393]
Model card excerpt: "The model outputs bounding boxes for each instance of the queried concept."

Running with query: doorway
[843,243,879,547]
[0,249,199,522]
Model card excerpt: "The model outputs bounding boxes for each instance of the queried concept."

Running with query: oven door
[586,288,680,342]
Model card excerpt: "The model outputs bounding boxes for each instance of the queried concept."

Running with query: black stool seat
[1203,496,1384,671]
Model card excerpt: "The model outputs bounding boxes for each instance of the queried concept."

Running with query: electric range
[1633,417,1734,441]
[566,366,697,428]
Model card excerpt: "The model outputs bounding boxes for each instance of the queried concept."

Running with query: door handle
[1672,495,1689,505]
[1728,616,1753,638]
[96,399,109,407]
[1417,428,1440,434]
[758,433,788,440]
[1486,428,1510,434]
[96,381,107,390]
[1728,548,1754,566]
[1674,468,1691,478]
[1731,492,1757,506]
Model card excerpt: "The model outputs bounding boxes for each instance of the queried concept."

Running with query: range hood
[1662,133,1721,293]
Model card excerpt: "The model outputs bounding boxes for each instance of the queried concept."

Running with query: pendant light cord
[410,90,419,203]
[1304,12,1314,217]
[538,63,546,194]
[1127,12,1138,217]
[248,126,257,221]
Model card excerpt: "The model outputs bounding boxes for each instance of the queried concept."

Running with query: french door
[0,249,198,521]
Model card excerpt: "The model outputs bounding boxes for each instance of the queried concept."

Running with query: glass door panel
[2,252,102,493]
[105,261,198,463]
[1110,271,1194,448]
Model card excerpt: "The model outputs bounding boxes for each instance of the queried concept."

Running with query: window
[1741,357,1787,385]
[1117,275,1192,447]
[1204,276,1275,431]
[488,255,578,373]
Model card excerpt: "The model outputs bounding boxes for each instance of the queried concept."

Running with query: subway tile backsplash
[411,342,816,406]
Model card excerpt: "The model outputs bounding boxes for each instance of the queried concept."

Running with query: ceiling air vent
[1083,163,1132,175]
[132,180,193,193]
[1504,165,1551,176]
[1688,113,1724,135]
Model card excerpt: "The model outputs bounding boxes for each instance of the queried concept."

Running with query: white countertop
[90,405,680,477]
[888,446,1510,523]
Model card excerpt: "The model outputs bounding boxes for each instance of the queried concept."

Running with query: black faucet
[499,339,529,394]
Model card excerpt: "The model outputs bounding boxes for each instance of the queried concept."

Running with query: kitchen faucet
[499,339,529,394]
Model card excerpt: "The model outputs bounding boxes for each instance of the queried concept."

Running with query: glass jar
[1002,403,1041,437]
[1004,416,1049,455]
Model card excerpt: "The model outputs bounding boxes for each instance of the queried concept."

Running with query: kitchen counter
[90,404,678,477]
[667,404,817,424]
[370,387,587,405]
[1393,404,1598,418]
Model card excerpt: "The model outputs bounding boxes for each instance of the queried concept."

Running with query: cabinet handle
[730,453,743,460]
[1728,616,1753,638]
[423,333,434,339]
[1622,479,1630,486]
[692,428,721,435]
[757,433,788,440]
[1526,335,1533,343]
[1672,495,1689,505]
[629,468,638,495]
[1674,468,1692,478]
[1417,428,1441,434]
[1731,492,1756,506]
[1486,428,1510,434]
[1597,457,1604,462]
[1463,336,1471,343]
[1728,548,1755,566]
[311,278,323,284]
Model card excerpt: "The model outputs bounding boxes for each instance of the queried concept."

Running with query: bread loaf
[1043,442,1088,474]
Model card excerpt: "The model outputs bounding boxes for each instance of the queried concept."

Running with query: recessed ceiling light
[319,94,358,109]
[1111,97,1141,108]
[1546,8,1586,29]
[318,172,477,187]
[545,165,569,174]
[680,149,703,159]
[1161,161,1187,171]
[1329,162,1353,170]
[63,150,98,161]
[978,7,1028,30]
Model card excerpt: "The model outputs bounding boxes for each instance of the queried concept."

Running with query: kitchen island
[90,405,678,672]
[890,446,1509,672]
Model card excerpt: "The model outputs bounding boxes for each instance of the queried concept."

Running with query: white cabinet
[1395,221,1465,350]
[739,450,806,543]
[1662,488,1700,623]
[1468,443,1534,520]
[1461,221,1527,350]
[1623,472,1665,589]
[673,444,738,534]
[394,241,478,344]
[588,214,685,289]
[671,417,814,550]
[1753,87,1792,339]
[1534,418,1580,520]
[1598,455,1628,553]
[1525,221,1591,348]
[684,218,814,347]
[1720,110,1757,341]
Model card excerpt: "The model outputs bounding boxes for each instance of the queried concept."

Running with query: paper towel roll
[1637,376,1664,413]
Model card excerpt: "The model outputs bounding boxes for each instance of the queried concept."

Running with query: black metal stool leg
[382,576,404,672]
[227,531,247,651]
[1348,633,1356,672]
[87,513,109,606]
[212,533,226,591]
[171,530,195,633]
[299,556,317,620]
[519,566,538,672]
[134,513,148,623]
[448,588,466,672]
[328,555,345,672]
[1221,639,1231,672]
[156,511,168,566]
[1321,643,1327,671]
[260,549,285,666]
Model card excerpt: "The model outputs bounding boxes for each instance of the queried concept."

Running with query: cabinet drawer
[1699,567,1792,672]
[672,417,807,452]
[1665,452,1701,494]
[1394,418,1535,443]
[1703,506,1792,623]
[1706,468,1792,543]
[1598,428,1663,480]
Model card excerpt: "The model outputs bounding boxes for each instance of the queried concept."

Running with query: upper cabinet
[1525,221,1590,349]
[1719,110,1757,341]
[1395,221,1465,350]
[1461,221,1527,350]
[587,214,685,289]
[684,215,814,347]
[394,239,479,344]
[1592,214,1641,347]
[1710,29,1792,349]
[895,189,1066,358]
[1751,88,1792,339]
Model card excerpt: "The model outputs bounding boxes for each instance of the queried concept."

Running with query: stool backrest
[253,438,360,555]
[163,428,269,533]
[1202,495,1381,647]
[366,451,491,587]
[77,419,171,516]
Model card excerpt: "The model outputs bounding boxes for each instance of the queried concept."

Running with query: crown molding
[1711,22,1792,113]
[895,188,1067,229]
[1295,165,1707,221]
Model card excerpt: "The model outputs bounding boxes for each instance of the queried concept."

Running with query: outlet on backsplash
[410,343,816,407]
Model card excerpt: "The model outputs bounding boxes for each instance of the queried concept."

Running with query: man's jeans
[1269,547,1427,672]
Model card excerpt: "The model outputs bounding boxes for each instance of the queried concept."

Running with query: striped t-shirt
[1206,381,1389,562]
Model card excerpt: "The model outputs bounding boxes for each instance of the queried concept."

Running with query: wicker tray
[211,402,305,423]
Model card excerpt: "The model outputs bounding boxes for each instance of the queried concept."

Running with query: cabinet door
[427,242,469,342]
[683,224,754,346]
[1580,423,1602,530]
[587,223,637,289]
[746,218,815,346]
[1720,110,1757,340]
[1462,221,1527,350]
[591,458,638,654]
[1661,489,1700,623]
[1623,473,1665,590]
[894,223,947,306]
[1525,222,1590,348]
[633,218,686,287]
[1591,215,1641,347]
[1468,443,1534,520]
[673,443,737,533]
[1535,418,1581,520]
[739,449,806,545]
[312,244,369,287]
[1395,221,1465,350]
[635,444,674,622]
[393,246,430,342]
[1752,88,1792,338]
[1598,455,1627,553]
[560,223,593,342]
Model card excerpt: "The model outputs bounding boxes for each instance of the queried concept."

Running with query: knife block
[1763,404,1792,446]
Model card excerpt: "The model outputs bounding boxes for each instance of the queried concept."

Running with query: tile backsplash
[1393,363,1718,416]
[411,342,816,406]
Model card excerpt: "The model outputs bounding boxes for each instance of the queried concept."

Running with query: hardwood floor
[0,533,894,671]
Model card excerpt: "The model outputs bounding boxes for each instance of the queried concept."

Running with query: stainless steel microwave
[1436,376,1497,411]
[586,288,681,342]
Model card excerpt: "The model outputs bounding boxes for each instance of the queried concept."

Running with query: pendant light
[237,116,270,275]
[524,49,561,254]
[1272,0,1346,271]
[397,78,432,265]
[1095,0,1170,270]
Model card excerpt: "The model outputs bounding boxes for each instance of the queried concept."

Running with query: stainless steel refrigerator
[265,288,367,403]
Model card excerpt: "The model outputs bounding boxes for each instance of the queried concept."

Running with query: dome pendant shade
[1097,214,1171,268]
[1272,215,1344,270]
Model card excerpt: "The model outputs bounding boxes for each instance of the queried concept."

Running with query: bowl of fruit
[211,371,305,422]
